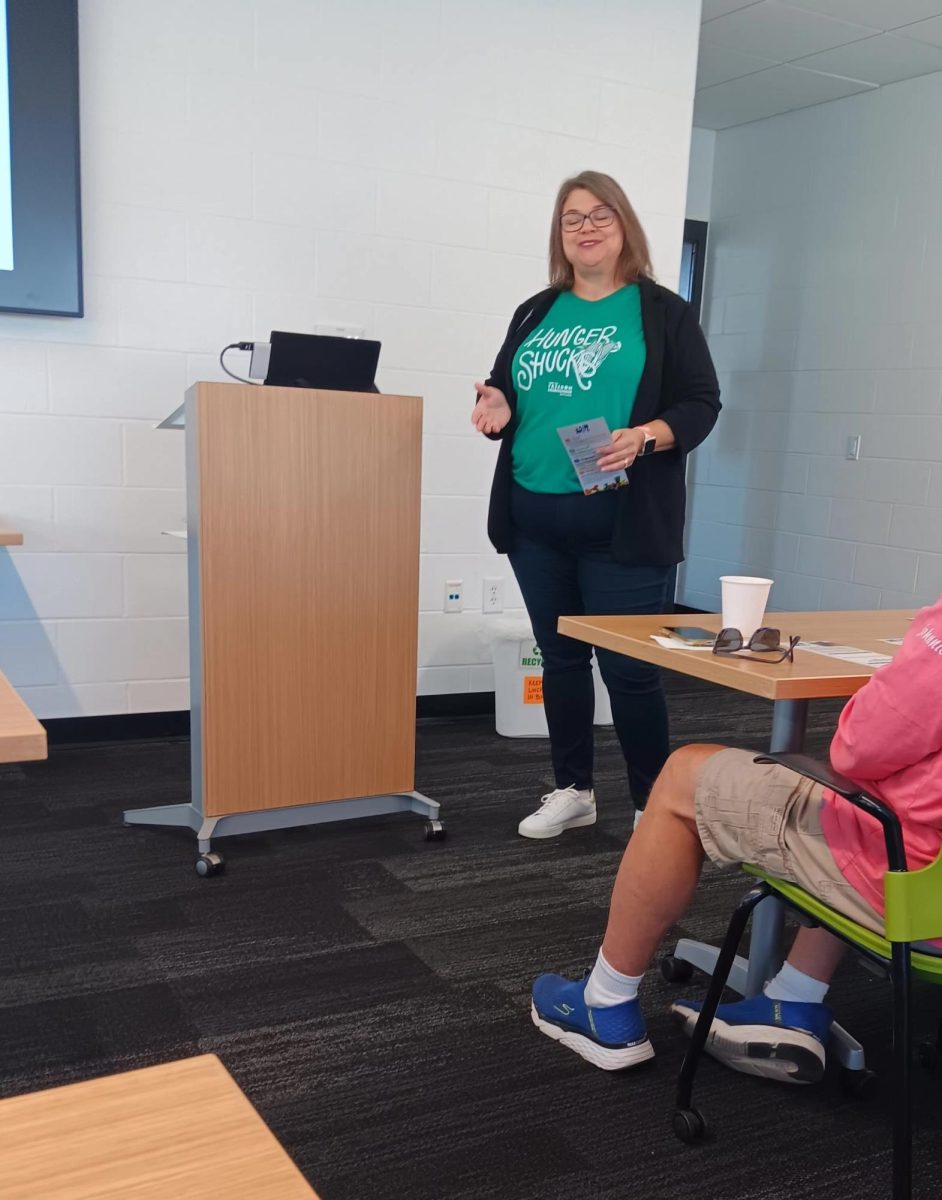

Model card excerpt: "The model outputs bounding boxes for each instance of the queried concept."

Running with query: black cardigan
[485,279,721,566]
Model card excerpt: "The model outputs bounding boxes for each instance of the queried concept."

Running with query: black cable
[219,342,261,385]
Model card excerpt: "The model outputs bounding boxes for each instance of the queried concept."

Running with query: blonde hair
[548,170,652,290]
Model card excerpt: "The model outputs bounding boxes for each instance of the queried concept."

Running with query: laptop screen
[265,331,381,392]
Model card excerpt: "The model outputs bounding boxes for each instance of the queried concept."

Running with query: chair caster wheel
[661,955,694,984]
[195,852,224,877]
[424,819,446,842]
[672,1107,709,1143]
[840,1067,878,1100]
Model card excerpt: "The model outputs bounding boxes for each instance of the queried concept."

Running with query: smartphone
[659,625,716,647]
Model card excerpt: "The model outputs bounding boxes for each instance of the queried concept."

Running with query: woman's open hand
[471,382,512,435]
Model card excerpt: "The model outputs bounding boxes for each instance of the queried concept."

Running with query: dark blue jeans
[508,483,672,808]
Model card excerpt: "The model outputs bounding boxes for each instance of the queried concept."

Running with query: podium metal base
[124,791,441,856]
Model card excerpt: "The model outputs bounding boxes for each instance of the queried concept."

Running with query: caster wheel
[840,1067,878,1100]
[195,852,225,878]
[918,1040,940,1072]
[672,1108,709,1144]
[661,955,694,984]
[424,819,446,842]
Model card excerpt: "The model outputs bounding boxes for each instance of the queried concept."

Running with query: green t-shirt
[510,285,646,493]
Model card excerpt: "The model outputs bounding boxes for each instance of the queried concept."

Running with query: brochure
[557,417,629,495]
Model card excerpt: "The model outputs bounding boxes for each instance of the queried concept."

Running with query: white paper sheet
[799,641,891,668]
[650,635,713,652]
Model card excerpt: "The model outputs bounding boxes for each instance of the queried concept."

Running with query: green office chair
[669,752,942,1200]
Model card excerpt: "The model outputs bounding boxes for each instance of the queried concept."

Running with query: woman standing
[472,170,720,839]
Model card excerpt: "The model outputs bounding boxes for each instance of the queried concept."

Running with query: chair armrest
[754,752,907,873]
[754,752,859,798]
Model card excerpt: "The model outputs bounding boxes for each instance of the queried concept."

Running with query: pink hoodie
[820,593,942,918]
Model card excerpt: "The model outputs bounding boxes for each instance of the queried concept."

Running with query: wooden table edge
[558,611,914,703]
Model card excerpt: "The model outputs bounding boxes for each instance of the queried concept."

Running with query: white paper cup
[720,576,773,642]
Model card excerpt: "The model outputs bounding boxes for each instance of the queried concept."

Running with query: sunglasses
[712,626,800,664]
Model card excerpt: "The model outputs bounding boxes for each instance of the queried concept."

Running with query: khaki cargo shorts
[694,747,883,935]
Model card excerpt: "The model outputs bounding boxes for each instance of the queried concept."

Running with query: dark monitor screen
[265,331,381,392]
[0,0,82,317]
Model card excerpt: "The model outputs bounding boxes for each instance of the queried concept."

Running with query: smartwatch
[638,427,656,457]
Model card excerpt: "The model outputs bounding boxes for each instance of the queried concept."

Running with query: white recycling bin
[493,631,613,738]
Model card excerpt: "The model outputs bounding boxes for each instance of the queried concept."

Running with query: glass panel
[679,239,695,304]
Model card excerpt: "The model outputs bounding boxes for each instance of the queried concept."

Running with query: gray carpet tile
[0,673,941,1198]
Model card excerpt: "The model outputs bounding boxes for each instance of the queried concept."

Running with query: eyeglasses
[560,204,616,233]
[712,627,800,664]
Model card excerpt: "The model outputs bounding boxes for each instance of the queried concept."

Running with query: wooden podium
[124,382,440,873]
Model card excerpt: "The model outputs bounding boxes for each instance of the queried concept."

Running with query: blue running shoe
[531,973,655,1071]
[671,993,832,1084]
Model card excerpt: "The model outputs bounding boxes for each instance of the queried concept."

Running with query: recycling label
[519,640,543,670]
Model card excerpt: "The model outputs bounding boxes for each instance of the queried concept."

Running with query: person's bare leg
[664,803,844,1085]
[530,743,724,1071]
[784,925,846,982]
[600,743,726,976]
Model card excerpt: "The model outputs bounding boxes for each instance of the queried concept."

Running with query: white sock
[763,961,830,1005]
[583,950,643,1008]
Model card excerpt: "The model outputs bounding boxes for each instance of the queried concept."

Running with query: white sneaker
[518,786,596,839]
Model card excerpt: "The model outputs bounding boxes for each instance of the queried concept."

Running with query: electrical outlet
[846,434,861,461]
[444,579,463,613]
[483,577,503,613]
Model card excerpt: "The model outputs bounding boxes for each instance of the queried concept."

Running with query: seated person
[531,594,942,1083]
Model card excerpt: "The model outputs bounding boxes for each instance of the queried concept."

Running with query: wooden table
[560,608,914,1070]
[0,1055,320,1199]
[0,526,46,763]
[560,609,913,702]
[561,609,913,753]
[0,668,47,764]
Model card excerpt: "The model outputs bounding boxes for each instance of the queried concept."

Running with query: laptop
[263,331,381,392]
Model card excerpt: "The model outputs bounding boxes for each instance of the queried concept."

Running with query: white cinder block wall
[685,127,715,224]
[0,0,702,718]
[679,71,942,616]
